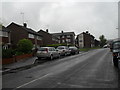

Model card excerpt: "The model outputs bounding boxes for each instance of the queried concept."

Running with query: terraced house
[76,31,95,48]
[52,31,75,45]
[38,29,59,46]
[7,22,43,48]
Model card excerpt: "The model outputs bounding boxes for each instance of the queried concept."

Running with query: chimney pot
[23,23,27,28]
[86,31,89,33]
[46,29,48,32]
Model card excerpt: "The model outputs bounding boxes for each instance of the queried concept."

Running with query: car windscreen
[69,47,77,50]
[38,48,47,51]
[113,42,120,49]
[57,47,64,49]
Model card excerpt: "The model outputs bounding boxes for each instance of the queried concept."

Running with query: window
[62,40,65,43]
[49,48,52,51]
[0,31,8,37]
[79,35,82,38]
[28,34,34,39]
[37,36,42,40]
[62,36,65,38]
[113,42,120,49]
[58,40,60,43]
[57,36,60,39]
[52,38,56,41]
[67,35,70,38]
[49,48,55,51]
[79,40,82,42]
[52,48,56,51]
[67,39,71,42]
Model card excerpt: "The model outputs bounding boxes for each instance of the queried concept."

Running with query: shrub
[15,51,24,56]
[2,48,14,58]
[17,39,33,54]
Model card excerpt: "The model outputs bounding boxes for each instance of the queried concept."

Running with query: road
[2,48,118,89]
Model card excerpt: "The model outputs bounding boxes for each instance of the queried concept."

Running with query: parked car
[111,40,120,67]
[36,47,60,60]
[69,46,79,55]
[103,44,109,48]
[56,46,71,56]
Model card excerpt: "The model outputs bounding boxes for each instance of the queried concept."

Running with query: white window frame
[62,39,65,43]
[67,35,70,38]
[37,36,42,40]
[28,33,34,39]
[0,31,8,37]
[67,39,71,42]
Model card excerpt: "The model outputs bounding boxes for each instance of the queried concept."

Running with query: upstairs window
[52,38,56,41]
[67,35,70,38]
[37,36,42,40]
[79,40,82,42]
[0,31,8,37]
[28,33,34,39]
[57,36,60,39]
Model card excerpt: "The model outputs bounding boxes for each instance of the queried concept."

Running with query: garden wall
[1,53,33,65]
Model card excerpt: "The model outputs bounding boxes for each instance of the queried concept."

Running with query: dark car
[111,41,120,67]
[69,46,79,55]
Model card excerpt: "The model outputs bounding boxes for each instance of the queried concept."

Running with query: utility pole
[116,27,119,39]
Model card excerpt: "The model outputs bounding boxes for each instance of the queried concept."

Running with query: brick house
[7,22,43,48]
[76,31,95,48]
[94,39,100,47]
[0,25,11,49]
[38,29,59,46]
[52,31,75,45]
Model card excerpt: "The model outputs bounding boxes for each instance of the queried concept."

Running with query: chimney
[46,29,48,33]
[61,31,63,33]
[86,31,89,34]
[23,23,27,28]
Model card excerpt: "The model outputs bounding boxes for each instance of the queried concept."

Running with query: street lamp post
[116,27,120,39]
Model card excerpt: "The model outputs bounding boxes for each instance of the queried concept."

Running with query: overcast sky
[1,0,119,40]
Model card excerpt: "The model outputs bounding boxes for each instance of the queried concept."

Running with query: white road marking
[15,73,52,89]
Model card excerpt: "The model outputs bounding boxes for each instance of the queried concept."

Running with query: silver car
[36,47,60,60]
[56,46,71,56]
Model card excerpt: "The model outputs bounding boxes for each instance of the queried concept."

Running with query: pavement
[1,51,84,75]
[1,57,37,74]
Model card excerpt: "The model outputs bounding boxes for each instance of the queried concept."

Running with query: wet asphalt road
[2,48,119,89]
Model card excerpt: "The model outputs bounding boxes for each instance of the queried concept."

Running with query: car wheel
[38,57,41,60]
[58,54,60,58]
[65,53,67,56]
[113,57,118,67]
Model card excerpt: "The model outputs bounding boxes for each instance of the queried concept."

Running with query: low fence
[1,53,33,65]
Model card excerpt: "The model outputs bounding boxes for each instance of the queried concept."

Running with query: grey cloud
[2,1,118,40]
